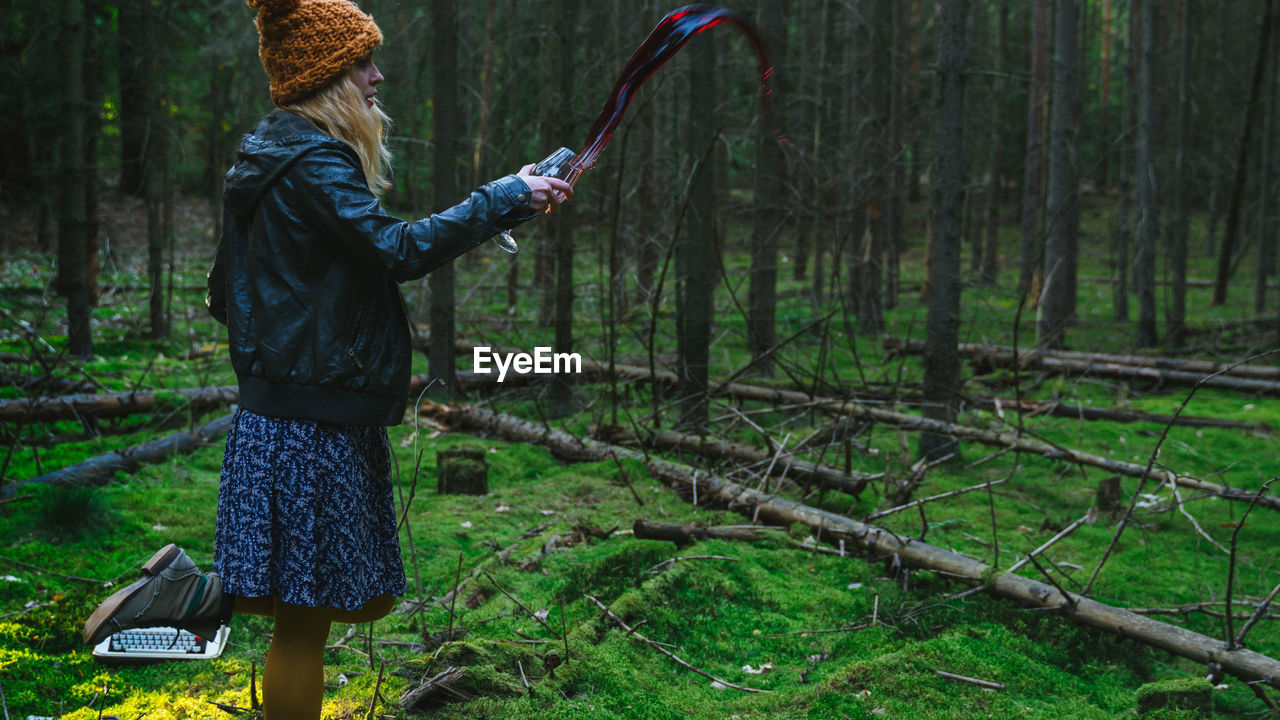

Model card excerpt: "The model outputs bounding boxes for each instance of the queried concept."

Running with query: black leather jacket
[207,111,536,425]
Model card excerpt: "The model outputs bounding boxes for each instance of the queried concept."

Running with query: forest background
[4,0,1280,718]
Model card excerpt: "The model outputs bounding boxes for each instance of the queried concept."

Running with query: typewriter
[90,625,230,665]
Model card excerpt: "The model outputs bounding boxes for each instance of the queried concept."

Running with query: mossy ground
[4,196,1280,717]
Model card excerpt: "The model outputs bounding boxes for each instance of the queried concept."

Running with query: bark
[854,0,887,334]
[548,0,578,416]
[0,386,238,423]
[1213,4,1274,305]
[632,520,761,546]
[1168,0,1193,347]
[920,0,968,460]
[1018,0,1049,298]
[1135,0,1159,346]
[1259,0,1280,316]
[1038,0,1081,349]
[677,31,717,429]
[1,414,234,498]
[1098,0,1114,190]
[428,0,461,399]
[980,0,1009,286]
[885,338,1280,381]
[1111,0,1136,322]
[419,401,1280,689]
[57,0,92,358]
[597,426,878,498]
[965,396,1264,432]
[747,0,786,374]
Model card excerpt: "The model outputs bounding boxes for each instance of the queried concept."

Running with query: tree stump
[437,446,489,495]
[1095,475,1123,517]
[1135,678,1212,715]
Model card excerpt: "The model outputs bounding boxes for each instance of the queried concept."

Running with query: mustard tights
[233,594,396,720]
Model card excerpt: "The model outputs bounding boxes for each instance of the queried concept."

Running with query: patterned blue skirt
[214,408,406,611]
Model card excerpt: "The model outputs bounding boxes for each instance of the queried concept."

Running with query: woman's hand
[517,164,574,213]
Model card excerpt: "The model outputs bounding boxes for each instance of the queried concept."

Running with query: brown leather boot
[84,544,231,645]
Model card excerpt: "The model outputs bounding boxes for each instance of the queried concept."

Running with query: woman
[83,0,572,717]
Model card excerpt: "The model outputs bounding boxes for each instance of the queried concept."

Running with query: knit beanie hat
[247,0,383,106]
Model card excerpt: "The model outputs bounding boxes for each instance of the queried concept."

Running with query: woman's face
[352,56,384,108]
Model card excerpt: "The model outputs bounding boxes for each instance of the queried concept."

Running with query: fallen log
[885,335,1280,381]
[1,413,234,497]
[966,396,1267,432]
[0,386,239,423]
[886,338,1280,387]
[632,520,762,546]
[597,426,879,498]
[563,362,1279,512]
[418,401,1280,691]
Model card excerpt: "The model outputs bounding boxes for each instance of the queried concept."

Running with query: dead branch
[865,479,1007,522]
[633,520,763,546]
[886,338,1280,382]
[599,426,880,498]
[934,670,1006,691]
[0,386,238,424]
[966,395,1266,432]
[420,401,1280,690]
[2,413,234,497]
[585,594,769,693]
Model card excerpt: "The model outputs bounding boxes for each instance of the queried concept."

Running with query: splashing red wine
[492,5,780,253]
[570,4,783,179]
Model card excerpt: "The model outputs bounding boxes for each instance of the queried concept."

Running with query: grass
[2,191,1280,717]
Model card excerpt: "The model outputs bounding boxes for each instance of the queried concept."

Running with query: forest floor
[3,191,1280,719]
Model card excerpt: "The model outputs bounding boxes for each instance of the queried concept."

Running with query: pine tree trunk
[1038,0,1081,349]
[1017,0,1048,299]
[747,0,787,373]
[920,0,968,461]
[58,0,92,358]
[548,0,578,416]
[1167,0,1194,347]
[1135,0,1160,346]
[678,33,717,429]
[428,0,460,399]
[1256,0,1280,316]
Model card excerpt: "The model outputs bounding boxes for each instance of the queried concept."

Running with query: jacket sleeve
[293,147,539,282]
[205,217,230,326]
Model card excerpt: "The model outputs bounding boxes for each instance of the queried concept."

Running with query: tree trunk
[677,32,717,429]
[1167,0,1194,347]
[854,0,887,335]
[920,0,967,461]
[1017,0,1049,300]
[548,0,578,416]
[1038,0,1080,349]
[1097,0,1114,190]
[58,0,93,358]
[116,0,149,197]
[1213,4,1273,305]
[1257,0,1280,316]
[1134,0,1160,346]
[428,0,460,399]
[747,0,787,374]
[980,0,1009,287]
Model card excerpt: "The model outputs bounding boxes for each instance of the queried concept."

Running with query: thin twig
[865,479,1007,521]
[647,555,739,574]
[1005,512,1091,574]
[1227,479,1279,648]
[585,594,769,693]
[934,670,1006,691]
[483,571,561,640]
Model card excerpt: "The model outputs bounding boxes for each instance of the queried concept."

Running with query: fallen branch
[887,338,1280,382]
[2,413,234,497]
[865,479,1006,522]
[585,594,769,693]
[0,386,239,423]
[633,520,762,546]
[934,670,1006,691]
[600,426,880,498]
[966,396,1266,432]
[419,401,1280,690]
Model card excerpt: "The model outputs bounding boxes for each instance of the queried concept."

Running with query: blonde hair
[283,68,393,196]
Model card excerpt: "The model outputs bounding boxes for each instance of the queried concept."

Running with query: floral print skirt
[214,408,406,611]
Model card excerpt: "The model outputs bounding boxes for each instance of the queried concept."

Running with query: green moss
[1136,678,1214,715]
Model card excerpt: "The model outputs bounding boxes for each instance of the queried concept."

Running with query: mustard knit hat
[247,0,383,106]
